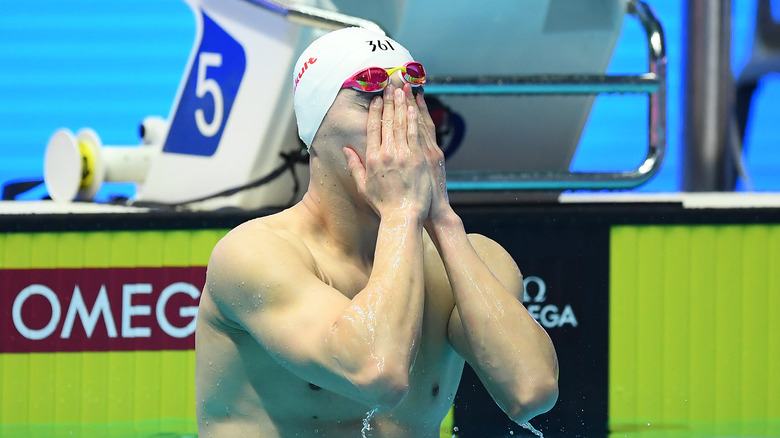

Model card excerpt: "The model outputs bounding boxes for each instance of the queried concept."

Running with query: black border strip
[2,202,780,233]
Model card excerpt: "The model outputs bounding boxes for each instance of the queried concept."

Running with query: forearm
[427,210,558,419]
[329,211,426,402]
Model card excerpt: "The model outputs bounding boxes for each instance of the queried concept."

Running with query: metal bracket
[240,0,386,34]
[242,0,666,192]
[423,0,667,191]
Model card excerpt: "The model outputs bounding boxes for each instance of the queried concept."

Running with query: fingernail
[372,96,382,107]
[384,85,393,98]
[395,88,403,100]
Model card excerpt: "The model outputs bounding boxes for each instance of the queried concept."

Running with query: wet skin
[195,79,558,437]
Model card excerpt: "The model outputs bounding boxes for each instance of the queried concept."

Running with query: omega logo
[11,282,200,341]
[522,276,578,329]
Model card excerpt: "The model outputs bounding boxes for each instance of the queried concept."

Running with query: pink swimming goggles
[341,61,427,92]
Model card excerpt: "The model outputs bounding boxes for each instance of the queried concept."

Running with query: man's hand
[403,85,453,227]
[344,84,432,220]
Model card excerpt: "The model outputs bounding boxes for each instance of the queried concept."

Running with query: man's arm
[206,85,431,411]
[431,220,559,423]
[410,88,558,422]
[206,216,424,410]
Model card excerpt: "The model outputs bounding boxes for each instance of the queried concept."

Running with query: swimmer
[195,27,558,437]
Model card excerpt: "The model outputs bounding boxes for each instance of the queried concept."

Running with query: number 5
[194,52,224,137]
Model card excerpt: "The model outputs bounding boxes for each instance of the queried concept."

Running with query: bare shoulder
[422,232,523,300]
[467,233,513,260]
[209,216,315,283]
[204,215,317,320]
[467,233,524,296]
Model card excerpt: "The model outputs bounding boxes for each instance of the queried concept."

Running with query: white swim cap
[292,27,415,148]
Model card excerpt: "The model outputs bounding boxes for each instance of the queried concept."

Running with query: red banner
[0,267,206,353]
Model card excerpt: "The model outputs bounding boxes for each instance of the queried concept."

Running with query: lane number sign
[163,11,246,156]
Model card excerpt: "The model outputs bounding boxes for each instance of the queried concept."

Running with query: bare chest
[268,334,464,433]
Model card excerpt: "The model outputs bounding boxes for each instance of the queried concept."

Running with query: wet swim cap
[292,27,415,148]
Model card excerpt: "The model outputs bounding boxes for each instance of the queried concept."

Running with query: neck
[295,168,380,263]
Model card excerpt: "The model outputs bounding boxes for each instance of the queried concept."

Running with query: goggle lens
[402,62,425,83]
[353,67,390,92]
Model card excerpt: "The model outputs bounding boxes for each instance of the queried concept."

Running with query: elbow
[506,375,559,423]
[353,366,411,410]
[327,326,412,409]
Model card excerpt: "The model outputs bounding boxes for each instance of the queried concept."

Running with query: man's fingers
[415,92,438,136]
[367,95,383,152]
[382,85,395,153]
[393,87,409,154]
[402,85,434,139]
[413,92,440,154]
[343,146,366,193]
[407,104,419,147]
[403,84,424,130]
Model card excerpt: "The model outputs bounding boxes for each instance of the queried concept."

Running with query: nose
[389,70,406,89]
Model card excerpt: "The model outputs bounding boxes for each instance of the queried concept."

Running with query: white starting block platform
[4,192,780,217]
[40,0,664,210]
